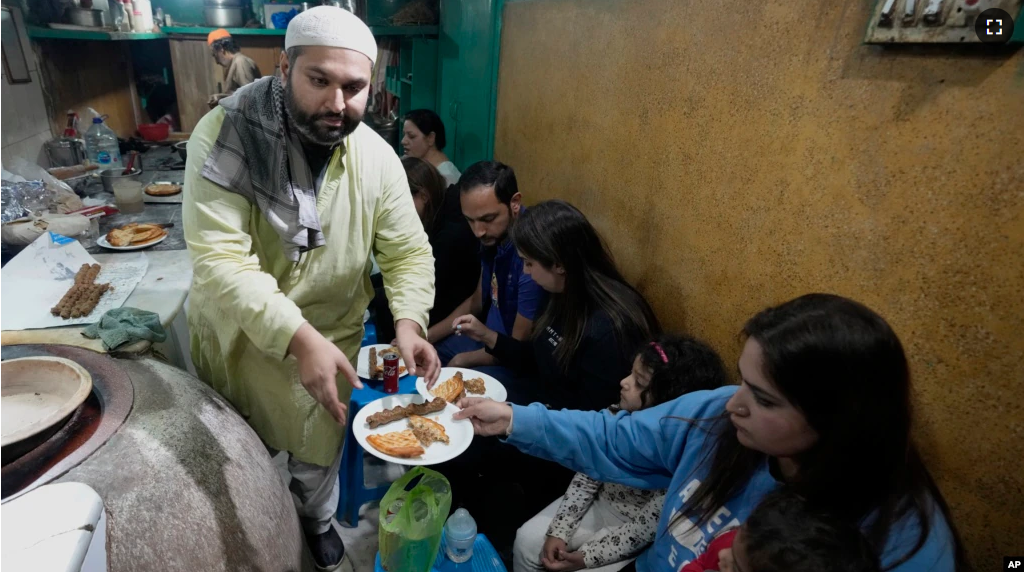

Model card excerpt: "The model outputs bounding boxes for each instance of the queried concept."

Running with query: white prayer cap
[285,6,377,64]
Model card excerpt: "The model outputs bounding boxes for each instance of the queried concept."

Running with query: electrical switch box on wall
[865,0,1022,43]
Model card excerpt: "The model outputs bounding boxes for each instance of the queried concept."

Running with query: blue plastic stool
[362,322,378,346]
[373,534,507,572]
[336,341,418,527]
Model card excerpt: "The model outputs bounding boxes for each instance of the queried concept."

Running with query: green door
[437,0,503,172]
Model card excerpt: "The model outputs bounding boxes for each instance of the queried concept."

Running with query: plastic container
[379,468,451,572]
[84,117,122,171]
[443,508,477,563]
[122,0,136,31]
[102,168,145,214]
[138,123,169,141]
[132,0,154,32]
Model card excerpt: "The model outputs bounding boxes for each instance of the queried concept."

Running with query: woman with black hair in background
[452,199,661,410]
[402,109,461,186]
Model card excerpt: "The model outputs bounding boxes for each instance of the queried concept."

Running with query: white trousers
[513,497,634,572]
[268,447,343,535]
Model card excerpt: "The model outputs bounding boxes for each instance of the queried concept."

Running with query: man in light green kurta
[182,7,439,570]
[185,113,432,462]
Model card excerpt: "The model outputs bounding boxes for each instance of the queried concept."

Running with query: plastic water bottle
[444,508,477,563]
[85,116,122,171]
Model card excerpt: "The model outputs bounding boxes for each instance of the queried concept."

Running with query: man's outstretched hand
[395,319,440,387]
[289,322,363,425]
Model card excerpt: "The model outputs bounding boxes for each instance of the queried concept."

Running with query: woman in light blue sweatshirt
[455,294,964,572]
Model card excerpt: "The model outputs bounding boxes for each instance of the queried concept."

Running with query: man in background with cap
[206,28,261,108]
[183,7,439,570]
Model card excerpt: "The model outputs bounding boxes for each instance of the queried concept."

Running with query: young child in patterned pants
[512,335,729,572]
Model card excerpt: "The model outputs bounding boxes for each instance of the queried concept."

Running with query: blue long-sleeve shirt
[507,386,956,572]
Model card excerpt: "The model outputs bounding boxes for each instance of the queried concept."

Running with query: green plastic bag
[378,466,452,572]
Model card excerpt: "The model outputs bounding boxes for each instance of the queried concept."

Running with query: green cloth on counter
[82,307,167,350]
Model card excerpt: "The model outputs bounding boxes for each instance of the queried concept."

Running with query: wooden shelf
[28,24,438,41]
[164,25,438,37]
[162,26,284,36]
[27,26,165,41]
[369,25,438,37]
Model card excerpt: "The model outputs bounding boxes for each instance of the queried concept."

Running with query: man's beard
[284,82,362,147]
[480,207,513,246]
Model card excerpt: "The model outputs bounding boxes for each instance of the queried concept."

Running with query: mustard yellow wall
[494,0,1024,566]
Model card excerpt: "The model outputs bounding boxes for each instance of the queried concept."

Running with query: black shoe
[307,526,345,571]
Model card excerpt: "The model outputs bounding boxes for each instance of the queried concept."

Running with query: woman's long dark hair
[402,156,447,231]
[510,200,660,371]
[673,294,965,570]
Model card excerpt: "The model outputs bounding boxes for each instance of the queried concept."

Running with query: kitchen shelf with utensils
[384,37,437,116]
[27,25,165,40]
[164,24,437,36]
[28,24,437,41]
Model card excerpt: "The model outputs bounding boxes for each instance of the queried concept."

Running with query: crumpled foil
[2,180,51,224]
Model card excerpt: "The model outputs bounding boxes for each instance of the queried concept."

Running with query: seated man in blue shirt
[429,161,546,370]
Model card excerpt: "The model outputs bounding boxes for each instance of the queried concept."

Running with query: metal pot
[204,6,244,27]
[101,167,142,194]
[331,0,367,20]
[173,141,187,162]
[329,0,356,14]
[44,138,87,168]
[204,0,244,7]
[66,7,107,27]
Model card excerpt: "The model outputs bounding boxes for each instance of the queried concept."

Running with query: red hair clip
[650,342,669,364]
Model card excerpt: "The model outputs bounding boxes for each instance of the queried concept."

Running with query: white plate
[353,393,473,466]
[356,343,410,380]
[416,367,507,403]
[96,233,167,251]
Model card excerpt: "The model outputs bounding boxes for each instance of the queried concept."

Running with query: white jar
[132,0,154,32]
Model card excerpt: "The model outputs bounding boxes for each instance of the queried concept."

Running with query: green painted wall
[152,0,206,25]
[153,0,435,27]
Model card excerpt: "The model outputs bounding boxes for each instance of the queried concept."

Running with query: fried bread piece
[367,430,424,458]
[408,415,449,446]
[106,227,135,247]
[106,223,166,246]
[431,371,465,403]
[144,183,181,196]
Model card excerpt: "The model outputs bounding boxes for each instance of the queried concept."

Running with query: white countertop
[93,249,192,328]
[0,248,193,353]
[1,482,105,572]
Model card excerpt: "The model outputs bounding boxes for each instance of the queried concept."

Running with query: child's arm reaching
[546,472,602,542]
[577,490,666,568]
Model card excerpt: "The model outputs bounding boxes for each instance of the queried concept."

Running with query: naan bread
[408,415,449,446]
[431,371,465,403]
[367,429,424,458]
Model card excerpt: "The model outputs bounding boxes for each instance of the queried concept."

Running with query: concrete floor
[338,503,382,572]
[336,456,405,572]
